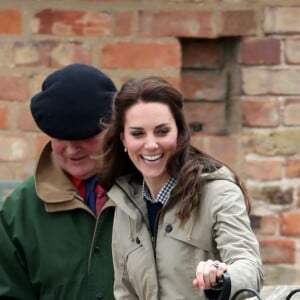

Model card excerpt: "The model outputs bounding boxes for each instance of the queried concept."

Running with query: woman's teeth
[142,154,162,162]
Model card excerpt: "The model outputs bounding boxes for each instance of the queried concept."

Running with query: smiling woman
[121,101,178,197]
[98,76,264,300]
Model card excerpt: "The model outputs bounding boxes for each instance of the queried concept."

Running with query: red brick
[0,10,22,35]
[17,105,38,132]
[138,11,215,38]
[100,41,180,68]
[183,102,225,133]
[242,98,280,127]
[286,159,300,178]
[33,9,113,36]
[13,41,92,67]
[0,104,8,129]
[219,10,256,36]
[206,135,238,165]
[245,159,283,180]
[115,12,132,36]
[35,135,49,158]
[259,238,296,264]
[181,71,226,101]
[0,76,30,101]
[240,37,281,65]
[182,40,222,69]
[192,134,238,165]
[251,214,279,235]
[281,210,300,236]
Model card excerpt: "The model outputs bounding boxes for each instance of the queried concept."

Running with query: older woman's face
[121,102,178,185]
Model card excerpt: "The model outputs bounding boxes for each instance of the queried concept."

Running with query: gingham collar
[142,177,177,205]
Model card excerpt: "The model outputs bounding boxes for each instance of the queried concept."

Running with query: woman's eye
[157,128,170,135]
[130,131,143,137]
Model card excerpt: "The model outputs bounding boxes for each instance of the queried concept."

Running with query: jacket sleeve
[207,180,264,298]
[112,209,139,300]
[0,202,37,299]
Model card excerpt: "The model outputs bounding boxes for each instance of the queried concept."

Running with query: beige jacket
[109,166,264,300]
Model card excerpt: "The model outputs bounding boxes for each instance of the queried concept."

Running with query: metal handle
[217,272,231,300]
[286,288,300,300]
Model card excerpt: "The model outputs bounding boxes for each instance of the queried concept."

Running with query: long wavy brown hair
[99,76,250,224]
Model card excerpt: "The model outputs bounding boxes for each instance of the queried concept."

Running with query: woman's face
[51,131,105,180]
[121,101,178,184]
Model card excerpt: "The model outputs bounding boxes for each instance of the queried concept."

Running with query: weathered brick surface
[34,135,49,159]
[286,159,300,178]
[0,104,8,129]
[240,37,281,65]
[192,134,238,166]
[100,41,181,68]
[242,98,280,127]
[264,6,300,34]
[183,102,225,133]
[181,71,226,101]
[242,69,300,95]
[0,76,30,101]
[138,11,215,38]
[243,130,300,156]
[13,41,93,67]
[182,40,222,69]
[251,213,279,235]
[0,136,29,161]
[219,10,256,36]
[285,38,300,64]
[115,12,132,36]
[17,105,37,131]
[259,238,296,264]
[281,210,300,236]
[33,9,114,36]
[0,10,22,34]
[284,98,300,125]
[245,159,283,180]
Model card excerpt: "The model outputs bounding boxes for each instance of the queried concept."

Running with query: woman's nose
[144,139,158,150]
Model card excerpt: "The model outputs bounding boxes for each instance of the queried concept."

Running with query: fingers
[193,259,227,290]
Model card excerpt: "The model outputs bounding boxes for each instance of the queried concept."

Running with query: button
[96,293,103,299]
[94,246,100,254]
[136,237,141,244]
[165,224,173,233]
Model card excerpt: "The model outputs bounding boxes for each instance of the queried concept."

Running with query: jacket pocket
[124,238,158,300]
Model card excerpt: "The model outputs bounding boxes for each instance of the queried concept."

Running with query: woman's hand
[192,259,227,290]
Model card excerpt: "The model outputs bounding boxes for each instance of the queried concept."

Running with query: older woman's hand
[192,259,227,290]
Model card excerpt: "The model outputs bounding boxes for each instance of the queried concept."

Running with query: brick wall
[0,0,299,285]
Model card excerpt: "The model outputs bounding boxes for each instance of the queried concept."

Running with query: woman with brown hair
[99,76,263,299]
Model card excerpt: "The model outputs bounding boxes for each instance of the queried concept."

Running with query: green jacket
[0,142,115,300]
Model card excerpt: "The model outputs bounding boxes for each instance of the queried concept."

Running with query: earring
[124,147,127,152]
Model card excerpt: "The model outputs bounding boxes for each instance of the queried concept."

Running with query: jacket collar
[34,141,96,214]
